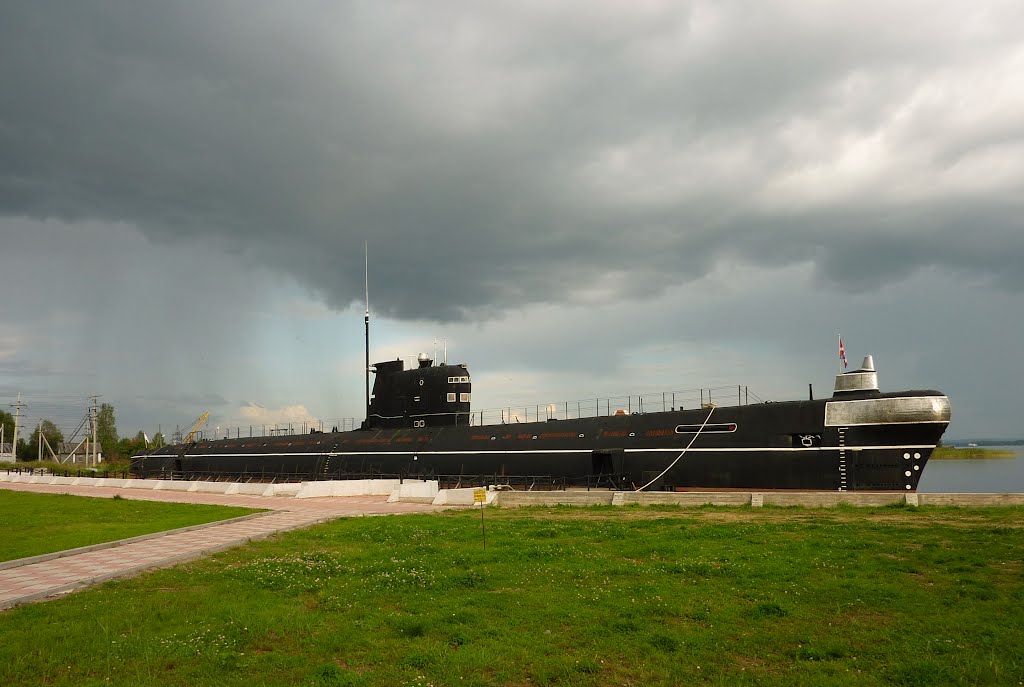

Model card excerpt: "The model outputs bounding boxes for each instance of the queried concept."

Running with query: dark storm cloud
[2,0,1023,323]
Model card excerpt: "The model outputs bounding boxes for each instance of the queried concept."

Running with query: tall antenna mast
[364,241,371,426]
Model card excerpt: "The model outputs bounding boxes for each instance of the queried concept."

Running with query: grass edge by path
[0,490,262,562]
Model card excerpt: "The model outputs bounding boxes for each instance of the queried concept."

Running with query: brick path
[0,482,450,609]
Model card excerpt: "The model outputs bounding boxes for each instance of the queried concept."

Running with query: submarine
[131,352,950,491]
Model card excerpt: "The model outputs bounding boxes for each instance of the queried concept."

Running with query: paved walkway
[0,482,450,609]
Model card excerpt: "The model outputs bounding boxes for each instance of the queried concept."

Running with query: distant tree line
[0,403,163,462]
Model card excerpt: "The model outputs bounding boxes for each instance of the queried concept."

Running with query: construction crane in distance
[178,411,209,444]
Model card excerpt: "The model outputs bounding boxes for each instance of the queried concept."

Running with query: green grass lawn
[0,491,260,561]
[932,446,1017,459]
[0,504,1022,686]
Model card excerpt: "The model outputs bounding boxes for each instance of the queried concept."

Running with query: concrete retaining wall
[917,493,1024,506]
[493,490,1024,508]
[296,479,402,499]
[2,472,1023,507]
[617,491,752,506]
[496,491,615,507]
[761,492,905,508]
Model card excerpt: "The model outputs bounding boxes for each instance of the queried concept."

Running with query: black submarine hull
[131,390,950,491]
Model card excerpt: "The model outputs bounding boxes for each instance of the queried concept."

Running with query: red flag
[839,337,848,369]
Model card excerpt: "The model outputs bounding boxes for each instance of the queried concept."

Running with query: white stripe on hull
[151,444,938,459]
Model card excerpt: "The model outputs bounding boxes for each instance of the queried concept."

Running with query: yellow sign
[473,488,487,504]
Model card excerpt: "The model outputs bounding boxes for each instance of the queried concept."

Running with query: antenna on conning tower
[364,241,371,426]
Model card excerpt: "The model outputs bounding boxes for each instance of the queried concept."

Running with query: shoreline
[931,446,1017,460]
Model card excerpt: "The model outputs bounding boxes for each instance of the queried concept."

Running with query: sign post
[473,488,487,550]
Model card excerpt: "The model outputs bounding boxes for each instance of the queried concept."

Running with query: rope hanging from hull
[636,405,716,491]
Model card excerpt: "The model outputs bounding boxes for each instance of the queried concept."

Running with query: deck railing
[470,384,759,426]
[170,384,763,443]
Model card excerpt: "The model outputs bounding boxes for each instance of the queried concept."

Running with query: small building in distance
[0,441,13,463]
[57,439,102,465]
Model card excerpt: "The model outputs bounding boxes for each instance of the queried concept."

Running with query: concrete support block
[619,492,751,507]
[387,480,440,503]
[905,493,919,506]
[751,493,764,507]
[94,479,129,488]
[432,488,496,506]
[496,491,615,507]
[265,483,302,497]
[160,481,195,492]
[188,481,232,494]
[71,477,100,486]
[48,476,77,485]
[295,479,401,499]
[762,492,904,508]
[121,479,164,490]
[233,483,278,496]
[29,475,56,484]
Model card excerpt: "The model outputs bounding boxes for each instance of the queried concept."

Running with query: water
[918,446,1024,493]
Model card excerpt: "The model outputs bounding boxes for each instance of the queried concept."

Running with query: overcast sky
[2,1,1022,444]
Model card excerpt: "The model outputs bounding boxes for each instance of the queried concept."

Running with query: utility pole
[93,398,99,466]
[88,396,100,467]
[364,241,371,426]
[11,393,22,462]
[35,418,57,462]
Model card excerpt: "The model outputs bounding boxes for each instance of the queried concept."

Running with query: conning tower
[365,354,471,429]
[832,355,881,398]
